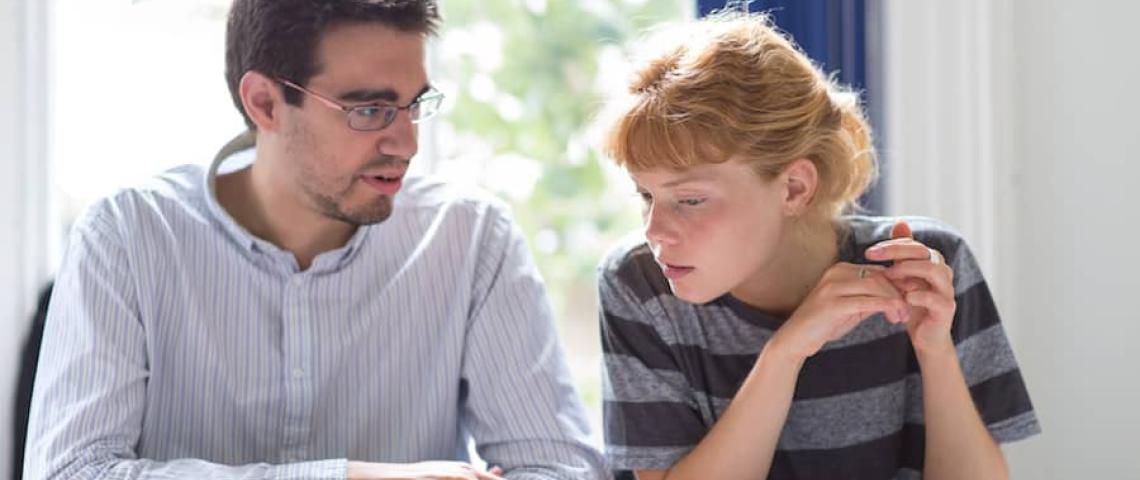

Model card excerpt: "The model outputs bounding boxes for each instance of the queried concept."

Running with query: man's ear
[781,158,819,216]
[239,70,285,132]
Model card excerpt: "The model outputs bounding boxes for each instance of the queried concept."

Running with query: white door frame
[881,0,1020,336]
[0,0,52,474]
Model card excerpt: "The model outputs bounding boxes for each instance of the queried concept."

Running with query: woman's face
[631,159,793,304]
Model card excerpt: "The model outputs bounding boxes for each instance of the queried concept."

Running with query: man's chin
[333,199,394,226]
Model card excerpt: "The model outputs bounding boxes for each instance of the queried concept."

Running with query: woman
[597,12,1040,480]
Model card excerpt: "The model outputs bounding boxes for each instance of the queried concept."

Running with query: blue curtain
[696,0,883,213]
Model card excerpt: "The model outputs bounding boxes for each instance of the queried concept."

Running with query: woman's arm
[638,263,909,480]
[868,221,1008,480]
[917,341,1009,480]
[636,339,803,480]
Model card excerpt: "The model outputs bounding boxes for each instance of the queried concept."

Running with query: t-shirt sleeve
[923,228,1042,444]
[598,250,708,472]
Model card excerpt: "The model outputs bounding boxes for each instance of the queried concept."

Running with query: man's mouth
[361,174,404,195]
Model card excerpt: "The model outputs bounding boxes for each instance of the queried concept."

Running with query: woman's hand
[769,261,911,361]
[865,221,957,355]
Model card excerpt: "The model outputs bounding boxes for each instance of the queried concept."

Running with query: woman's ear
[239,70,285,132]
[781,158,819,216]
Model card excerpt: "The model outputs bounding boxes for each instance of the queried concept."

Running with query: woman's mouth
[661,263,695,280]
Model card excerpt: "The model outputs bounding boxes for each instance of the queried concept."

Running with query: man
[23,1,607,479]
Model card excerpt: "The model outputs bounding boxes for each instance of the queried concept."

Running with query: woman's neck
[731,218,841,317]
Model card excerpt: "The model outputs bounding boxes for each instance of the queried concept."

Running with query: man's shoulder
[74,164,210,235]
[397,175,511,218]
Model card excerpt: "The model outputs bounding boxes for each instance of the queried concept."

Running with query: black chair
[12,282,52,480]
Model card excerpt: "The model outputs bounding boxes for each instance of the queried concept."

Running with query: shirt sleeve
[597,249,707,472]
[23,201,348,480]
[924,228,1042,444]
[458,203,609,480]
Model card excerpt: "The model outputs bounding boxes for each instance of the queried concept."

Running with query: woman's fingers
[886,259,954,298]
[821,263,909,323]
[905,289,956,318]
[865,241,935,263]
[833,295,909,321]
[891,220,913,239]
[828,264,893,296]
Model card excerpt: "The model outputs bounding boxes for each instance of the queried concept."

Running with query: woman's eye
[678,198,706,207]
[637,192,653,204]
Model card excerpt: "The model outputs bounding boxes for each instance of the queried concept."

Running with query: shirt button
[292,276,304,286]
[292,368,305,378]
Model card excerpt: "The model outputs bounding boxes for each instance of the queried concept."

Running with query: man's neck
[730,219,840,317]
[215,150,356,271]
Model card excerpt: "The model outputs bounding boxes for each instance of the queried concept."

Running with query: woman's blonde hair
[602,12,877,219]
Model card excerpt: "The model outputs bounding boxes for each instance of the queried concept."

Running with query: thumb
[891,220,913,239]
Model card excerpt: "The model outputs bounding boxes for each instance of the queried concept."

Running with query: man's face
[278,22,429,226]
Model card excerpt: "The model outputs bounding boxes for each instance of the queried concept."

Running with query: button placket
[282,275,313,456]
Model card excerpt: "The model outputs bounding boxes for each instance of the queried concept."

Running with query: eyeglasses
[277,78,444,131]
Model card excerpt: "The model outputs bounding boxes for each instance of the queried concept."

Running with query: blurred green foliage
[436,0,690,330]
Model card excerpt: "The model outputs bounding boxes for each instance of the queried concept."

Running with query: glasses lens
[412,94,443,123]
[348,106,397,131]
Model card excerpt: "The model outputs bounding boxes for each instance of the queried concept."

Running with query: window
[51,0,245,231]
[430,0,693,438]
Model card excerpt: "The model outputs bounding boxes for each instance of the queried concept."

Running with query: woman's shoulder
[843,215,969,256]
[843,215,986,295]
[598,232,672,300]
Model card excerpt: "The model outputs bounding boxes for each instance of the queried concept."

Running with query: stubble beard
[304,152,413,226]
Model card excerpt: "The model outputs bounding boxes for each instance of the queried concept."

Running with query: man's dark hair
[225,0,440,130]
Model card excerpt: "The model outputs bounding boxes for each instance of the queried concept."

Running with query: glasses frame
[277,78,444,131]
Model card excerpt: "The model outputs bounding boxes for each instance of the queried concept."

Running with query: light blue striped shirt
[24,136,607,479]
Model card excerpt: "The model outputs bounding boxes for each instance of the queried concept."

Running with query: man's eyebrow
[337,84,433,104]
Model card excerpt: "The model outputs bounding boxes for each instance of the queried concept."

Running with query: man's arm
[23,203,347,480]
[458,205,609,480]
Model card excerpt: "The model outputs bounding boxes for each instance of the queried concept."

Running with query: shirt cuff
[270,458,349,480]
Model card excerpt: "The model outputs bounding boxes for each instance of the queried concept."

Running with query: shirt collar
[204,131,261,255]
[201,131,372,273]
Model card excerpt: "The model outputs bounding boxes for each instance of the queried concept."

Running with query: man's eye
[637,192,653,204]
[355,106,384,118]
[678,198,706,207]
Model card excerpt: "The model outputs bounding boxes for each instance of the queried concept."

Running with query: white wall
[885,1,1140,478]
[1004,0,1140,477]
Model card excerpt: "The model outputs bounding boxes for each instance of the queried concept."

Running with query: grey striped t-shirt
[599,216,1040,479]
